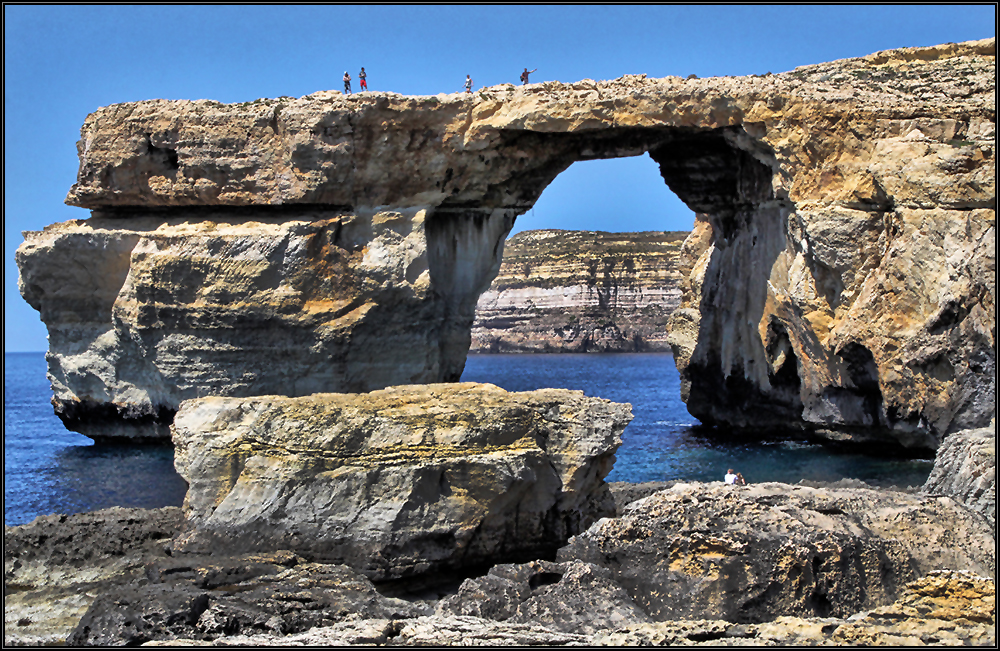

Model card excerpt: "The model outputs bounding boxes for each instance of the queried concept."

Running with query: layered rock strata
[169,383,632,580]
[17,38,995,447]
[470,229,687,352]
[17,211,509,440]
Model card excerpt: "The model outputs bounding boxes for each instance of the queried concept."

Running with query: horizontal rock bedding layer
[170,383,632,580]
[471,229,687,353]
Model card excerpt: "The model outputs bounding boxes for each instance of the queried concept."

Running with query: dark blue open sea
[4,351,933,526]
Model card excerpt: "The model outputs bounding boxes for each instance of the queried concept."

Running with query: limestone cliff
[17,38,995,447]
[471,230,686,353]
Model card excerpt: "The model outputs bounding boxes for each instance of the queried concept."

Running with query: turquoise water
[4,351,933,526]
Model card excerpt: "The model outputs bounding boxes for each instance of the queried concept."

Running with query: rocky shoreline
[6,424,994,647]
[6,36,995,648]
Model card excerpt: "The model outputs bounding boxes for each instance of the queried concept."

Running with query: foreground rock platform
[170,383,632,580]
[6,471,994,646]
[558,481,995,623]
[4,507,183,646]
[17,38,995,447]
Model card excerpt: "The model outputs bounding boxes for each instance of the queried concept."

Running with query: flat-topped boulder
[17,38,995,447]
[169,383,632,580]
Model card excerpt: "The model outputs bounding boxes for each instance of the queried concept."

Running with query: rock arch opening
[25,50,992,449]
[468,153,697,354]
[424,124,782,376]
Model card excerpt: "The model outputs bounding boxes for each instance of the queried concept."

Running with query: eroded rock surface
[923,421,996,526]
[16,210,508,440]
[7,490,993,647]
[3,507,181,646]
[595,571,995,647]
[435,558,652,634]
[170,383,632,580]
[471,230,687,353]
[17,39,995,446]
[557,481,996,622]
[66,555,425,647]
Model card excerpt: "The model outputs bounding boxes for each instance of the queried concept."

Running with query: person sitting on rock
[736,473,747,486]
[343,71,352,94]
[520,67,537,85]
[725,469,738,484]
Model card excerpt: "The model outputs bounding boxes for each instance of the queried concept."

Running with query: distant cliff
[471,230,687,353]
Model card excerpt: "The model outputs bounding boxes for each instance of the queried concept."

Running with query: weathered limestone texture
[593,571,995,647]
[6,497,994,646]
[3,507,182,646]
[16,211,509,440]
[557,481,996,622]
[17,38,995,446]
[170,383,632,580]
[67,556,425,647]
[923,422,996,527]
[471,230,687,353]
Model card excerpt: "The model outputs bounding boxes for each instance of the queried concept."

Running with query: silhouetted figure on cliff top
[359,67,367,91]
[520,67,537,85]
[343,72,352,94]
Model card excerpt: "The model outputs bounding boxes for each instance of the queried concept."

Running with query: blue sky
[4,5,995,351]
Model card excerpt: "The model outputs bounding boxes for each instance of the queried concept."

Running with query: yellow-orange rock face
[17,38,995,447]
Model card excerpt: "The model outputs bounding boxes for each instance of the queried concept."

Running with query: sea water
[462,353,934,487]
[4,353,187,526]
[3,351,933,526]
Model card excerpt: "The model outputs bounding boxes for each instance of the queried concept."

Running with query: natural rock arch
[18,38,996,450]
[424,124,781,383]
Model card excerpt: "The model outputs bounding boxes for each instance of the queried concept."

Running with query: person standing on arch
[465,74,473,93]
[520,67,537,85]
[343,71,352,94]
[359,67,367,91]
